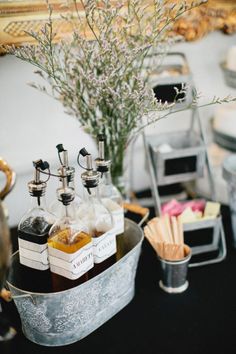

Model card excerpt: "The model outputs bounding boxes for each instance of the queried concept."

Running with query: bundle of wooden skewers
[144,215,187,261]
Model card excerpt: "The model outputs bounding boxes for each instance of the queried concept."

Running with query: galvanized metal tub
[7,219,143,347]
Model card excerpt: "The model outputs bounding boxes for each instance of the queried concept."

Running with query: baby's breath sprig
[2,0,225,182]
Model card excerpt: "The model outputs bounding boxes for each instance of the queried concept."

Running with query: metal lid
[81,154,100,188]
[81,170,100,188]
[95,134,111,173]
[58,166,75,182]
[57,187,75,205]
[28,181,46,196]
[57,166,75,205]
[28,159,49,197]
[95,158,111,173]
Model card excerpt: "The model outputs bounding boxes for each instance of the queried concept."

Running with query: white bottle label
[18,238,49,271]
[112,209,124,235]
[48,241,94,280]
[101,198,124,235]
[93,229,117,263]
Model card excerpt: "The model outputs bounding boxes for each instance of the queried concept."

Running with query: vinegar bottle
[77,149,117,277]
[95,135,125,259]
[48,167,93,292]
[17,160,55,293]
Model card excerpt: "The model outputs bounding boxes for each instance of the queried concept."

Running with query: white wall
[1,31,236,226]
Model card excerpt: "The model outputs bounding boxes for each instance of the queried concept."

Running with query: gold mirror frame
[0,1,82,46]
[174,0,236,41]
[0,0,236,47]
[0,157,16,200]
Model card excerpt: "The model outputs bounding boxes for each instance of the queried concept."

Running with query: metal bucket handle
[0,158,16,303]
[11,294,37,305]
[123,203,149,227]
[0,157,16,200]
[4,283,37,305]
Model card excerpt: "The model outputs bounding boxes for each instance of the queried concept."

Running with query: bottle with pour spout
[95,135,125,259]
[77,148,117,277]
[17,160,55,293]
[49,144,81,218]
[48,166,93,292]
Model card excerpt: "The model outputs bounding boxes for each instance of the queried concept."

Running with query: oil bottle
[95,135,125,259]
[17,160,55,293]
[77,148,117,277]
[48,166,93,292]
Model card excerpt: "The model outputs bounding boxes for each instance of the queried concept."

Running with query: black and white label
[93,229,117,263]
[112,209,124,235]
[18,238,49,271]
[48,241,94,280]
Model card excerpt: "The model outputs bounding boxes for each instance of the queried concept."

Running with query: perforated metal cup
[158,245,191,294]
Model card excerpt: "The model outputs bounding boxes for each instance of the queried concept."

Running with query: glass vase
[110,145,131,203]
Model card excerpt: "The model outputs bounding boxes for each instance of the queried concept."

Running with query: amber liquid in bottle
[17,220,53,293]
[48,228,92,292]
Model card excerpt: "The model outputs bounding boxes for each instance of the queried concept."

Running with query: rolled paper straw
[148,217,160,225]
[162,242,166,259]
[174,244,182,261]
[164,243,176,261]
[144,227,159,252]
[171,216,179,244]
[146,223,156,238]
[157,243,164,259]
[147,220,164,243]
[162,243,167,259]
[145,217,187,261]
[147,217,164,241]
[160,217,172,244]
[173,245,180,261]
[156,219,166,243]
[164,214,174,243]
[177,216,184,245]
[144,226,156,244]
[176,244,184,260]
[155,221,165,243]
[168,244,174,260]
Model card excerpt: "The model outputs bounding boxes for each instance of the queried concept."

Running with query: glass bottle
[95,135,125,259]
[17,160,55,293]
[48,167,93,292]
[49,144,81,217]
[77,149,117,277]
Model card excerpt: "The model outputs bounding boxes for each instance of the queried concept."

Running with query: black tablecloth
[1,206,236,354]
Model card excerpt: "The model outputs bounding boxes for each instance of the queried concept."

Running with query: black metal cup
[158,245,191,294]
